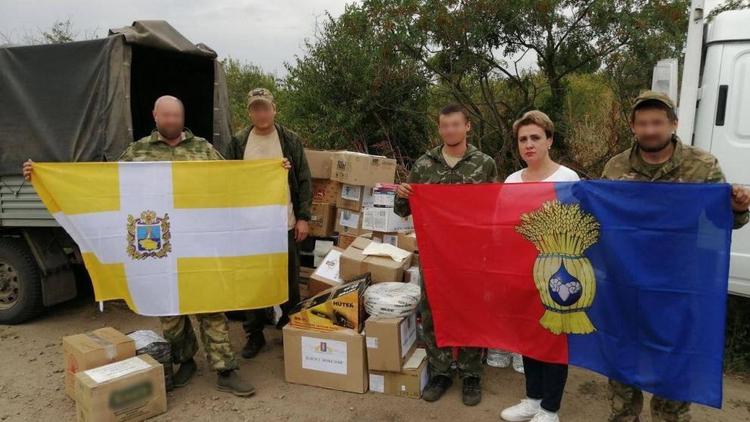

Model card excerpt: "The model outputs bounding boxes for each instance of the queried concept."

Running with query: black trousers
[243,229,300,336]
[523,355,568,412]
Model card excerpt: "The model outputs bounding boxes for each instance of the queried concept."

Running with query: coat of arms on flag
[31,159,290,316]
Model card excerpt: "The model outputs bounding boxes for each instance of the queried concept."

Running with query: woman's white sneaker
[500,398,541,421]
[530,409,559,422]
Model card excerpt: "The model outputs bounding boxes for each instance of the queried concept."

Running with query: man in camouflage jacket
[602,91,750,422]
[395,104,498,407]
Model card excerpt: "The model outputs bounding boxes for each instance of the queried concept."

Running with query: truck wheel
[0,237,43,324]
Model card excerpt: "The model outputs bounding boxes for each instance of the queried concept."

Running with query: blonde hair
[512,110,554,140]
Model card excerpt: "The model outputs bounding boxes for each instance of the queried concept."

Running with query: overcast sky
[0,0,353,75]
[0,0,725,76]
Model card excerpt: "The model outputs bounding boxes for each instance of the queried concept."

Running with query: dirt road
[1,295,748,422]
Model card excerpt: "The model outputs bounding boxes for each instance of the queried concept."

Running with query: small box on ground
[365,313,418,372]
[330,151,397,186]
[74,354,167,422]
[63,327,136,399]
[340,237,413,283]
[368,348,429,399]
[283,325,368,394]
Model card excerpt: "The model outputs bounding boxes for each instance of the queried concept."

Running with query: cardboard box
[289,274,370,332]
[63,327,136,399]
[305,149,335,179]
[369,348,429,399]
[340,237,413,283]
[372,232,398,247]
[331,151,397,186]
[283,325,368,393]
[335,209,369,236]
[312,178,342,204]
[337,184,374,212]
[365,314,418,372]
[337,232,359,250]
[75,354,167,422]
[309,247,344,296]
[362,207,414,233]
[372,184,398,208]
[397,231,418,253]
[310,202,336,238]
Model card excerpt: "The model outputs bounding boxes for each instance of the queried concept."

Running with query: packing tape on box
[364,282,421,318]
[85,332,117,360]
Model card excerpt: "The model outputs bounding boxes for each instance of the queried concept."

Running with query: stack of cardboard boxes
[62,327,167,421]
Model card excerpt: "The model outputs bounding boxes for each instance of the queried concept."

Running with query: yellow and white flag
[32,160,289,316]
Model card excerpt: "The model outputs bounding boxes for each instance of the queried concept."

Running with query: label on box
[341,184,362,201]
[373,192,395,207]
[313,249,343,284]
[366,336,379,349]
[400,314,417,358]
[301,336,348,375]
[339,210,360,229]
[84,357,151,384]
[369,374,385,393]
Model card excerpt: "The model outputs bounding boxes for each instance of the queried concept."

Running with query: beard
[157,126,183,140]
[637,135,673,153]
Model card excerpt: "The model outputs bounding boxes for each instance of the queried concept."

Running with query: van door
[696,41,750,297]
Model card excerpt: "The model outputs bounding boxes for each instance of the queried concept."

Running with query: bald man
[24,95,256,397]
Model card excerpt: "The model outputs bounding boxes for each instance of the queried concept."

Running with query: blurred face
[631,108,677,153]
[248,101,276,130]
[153,99,184,140]
[438,112,470,147]
[517,124,552,165]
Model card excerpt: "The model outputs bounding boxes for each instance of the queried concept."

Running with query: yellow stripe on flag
[177,253,288,314]
[32,163,120,215]
[172,160,288,209]
[81,252,136,312]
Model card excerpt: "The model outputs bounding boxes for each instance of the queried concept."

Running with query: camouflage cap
[246,87,274,108]
[632,90,676,114]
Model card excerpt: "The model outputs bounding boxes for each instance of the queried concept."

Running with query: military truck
[0,21,233,323]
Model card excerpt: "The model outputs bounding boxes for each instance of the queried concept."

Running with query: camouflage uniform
[395,144,498,379]
[602,133,749,421]
[118,129,238,372]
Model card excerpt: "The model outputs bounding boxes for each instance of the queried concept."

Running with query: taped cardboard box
[362,207,414,233]
[312,178,342,204]
[310,203,336,238]
[331,151,397,186]
[397,231,418,253]
[75,354,166,422]
[305,149,335,179]
[340,237,413,283]
[369,348,429,399]
[283,325,368,394]
[63,327,136,399]
[309,247,344,296]
[289,274,370,332]
[335,209,369,236]
[337,184,374,212]
[365,313,417,372]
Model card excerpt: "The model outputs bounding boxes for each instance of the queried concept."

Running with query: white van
[653,3,750,297]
